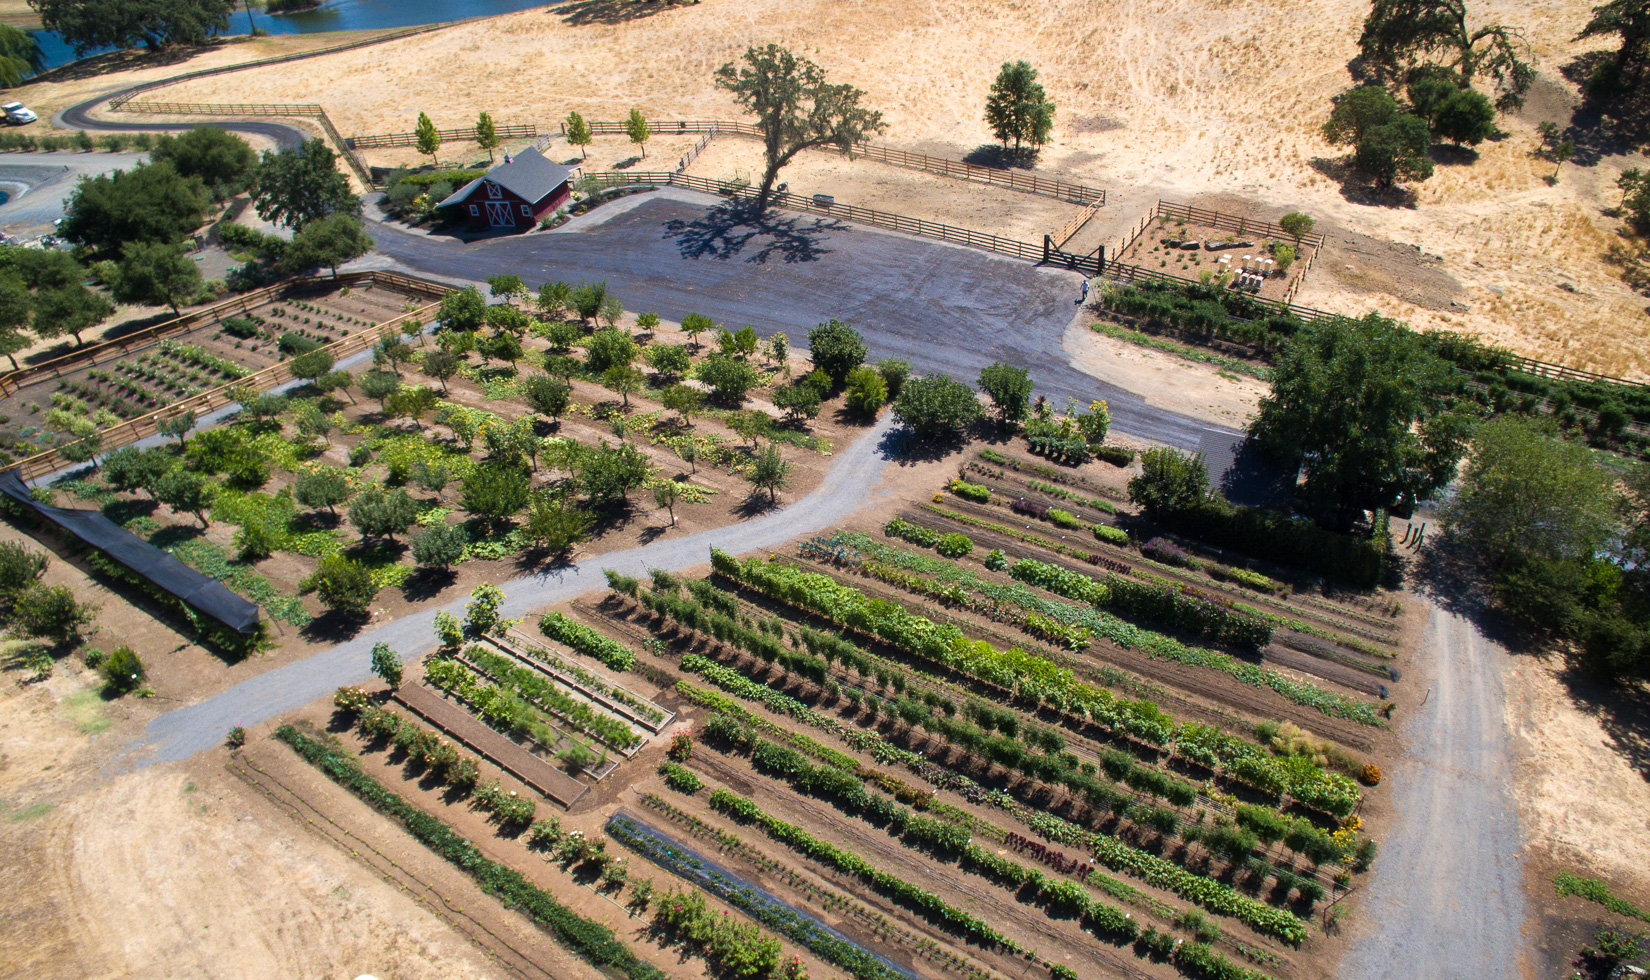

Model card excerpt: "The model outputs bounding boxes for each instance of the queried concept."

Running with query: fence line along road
[573,118,1105,206]
[586,170,1064,268]
[109,98,374,186]
[348,123,537,149]
[10,272,451,482]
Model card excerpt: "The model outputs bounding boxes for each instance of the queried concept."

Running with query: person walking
[1078,279,1090,305]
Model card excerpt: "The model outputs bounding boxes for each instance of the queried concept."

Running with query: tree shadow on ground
[662,199,843,264]
[299,608,372,643]
[1307,157,1419,209]
[1428,144,1481,167]
[547,0,688,27]
[1558,52,1650,160]
[732,490,778,519]
[28,41,218,86]
[961,144,1042,169]
[1557,661,1650,782]
[875,424,966,466]
[400,566,454,603]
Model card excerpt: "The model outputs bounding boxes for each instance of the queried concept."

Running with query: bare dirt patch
[1062,316,1266,435]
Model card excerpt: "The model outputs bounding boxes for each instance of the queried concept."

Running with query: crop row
[420,657,588,754]
[156,339,247,379]
[447,646,641,749]
[711,547,1363,815]
[539,611,637,670]
[502,632,664,724]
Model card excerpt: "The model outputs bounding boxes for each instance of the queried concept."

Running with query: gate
[1043,235,1104,276]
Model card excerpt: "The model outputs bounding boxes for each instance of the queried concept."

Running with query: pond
[29,0,554,75]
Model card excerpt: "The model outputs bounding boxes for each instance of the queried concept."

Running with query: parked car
[2,102,39,126]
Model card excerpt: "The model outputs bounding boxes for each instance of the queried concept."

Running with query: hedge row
[539,611,637,670]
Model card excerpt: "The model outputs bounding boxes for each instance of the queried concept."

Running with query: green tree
[662,383,703,424]
[585,327,636,375]
[158,410,196,446]
[414,111,442,166]
[411,521,468,570]
[280,212,374,275]
[109,242,200,316]
[370,641,403,687]
[155,468,214,526]
[29,0,234,55]
[60,161,212,256]
[1128,447,1210,518]
[58,430,102,468]
[311,555,379,617]
[745,442,791,504]
[1278,212,1315,246]
[358,370,401,411]
[892,374,983,439]
[807,319,867,386]
[714,44,886,210]
[565,110,593,160]
[1322,85,1400,146]
[475,110,501,163]
[681,312,714,349]
[1578,0,1650,92]
[482,331,525,370]
[148,126,256,200]
[348,484,419,543]
[439,286,487,333]
[602,364,645,410]
[570,280,610,325]
[844,365,887,416]
[524,494,592,552]
[536,280,573,320]
[1357,0,1535,112]
[101,446,171,497]
[1251,313,1471,529]
[0,541,48,594]
[977,361,1033,427]
[696,352,760,405]
[1406,74,1496,146]
[99,644,145,694]
[726,408,771,447]
[32,283,113,345]
[250,138,362,230]
[461,463,531,526]
[652,479,683,525]
[288,348,336,386]
[876,357,910,399]
[646,343,691,382]
[487,273,527,306]
[984,60,1056,151]
[520,374,572,423]
[771,381,821,422]
[0,24,42,88]
[578,441,651,506]
[385,384,437,428]
[1355,114,1436,188]
[626,107,652,158]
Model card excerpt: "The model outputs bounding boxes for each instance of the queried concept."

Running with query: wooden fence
[1153,200,1326,248]
[585,170,1052,266]
[1053,198,1105,249]
[10,272,450,482]
[348,122,537,149]
[676,130,715,173]
[573,118,1106,205]
[112,100,323,116]
[1098,260,1340,327]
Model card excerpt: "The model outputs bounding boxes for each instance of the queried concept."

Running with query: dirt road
[1340,604,1530,979]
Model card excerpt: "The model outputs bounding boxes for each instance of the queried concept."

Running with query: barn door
[485,201,513,227]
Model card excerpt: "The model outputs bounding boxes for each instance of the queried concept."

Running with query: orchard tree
[155,469,213,526]
[358,370,401,411]
[697,353,760,405]
[348,485,419,543]
[681,312,714,349]
[646,343,691,382]
[281,212,373,275]
[439,285,487,333]
[977,361,1034,428]
[461,463,531,527]
[876,357,910,399]
[475,110,501,162]
[158,410,196,446]
[892,374,984,440]
[626,107,652,158]
[289,348,336,385]
[577,441,651,506]
[312,555,379,617]
[250,139,361,230]
[524,495,591,553]
[488,273,527,306]
[370,642,404,687]
[565,110,593,160]
[411,521,468,571]
[1357,0,1535,112]
[520,374,572,423]
[101,446,171,498]
[746,443,791,504]
[1250,312,1472,530]
[1278,212,1315,245]
[984,60,1056,152]
[663,383,703,424]
[713,44,886,209]
[844,365,887,416]
[807,318,867,386]
[585,327,637,375]
[571,279,610,324]
[602,364,646,410]
[652,479,683,526]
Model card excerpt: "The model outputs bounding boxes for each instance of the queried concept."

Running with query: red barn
[436,146,577,230]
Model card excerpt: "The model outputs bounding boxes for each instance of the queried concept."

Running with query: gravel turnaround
[1340,604,1530,979]
[132,412,898,766]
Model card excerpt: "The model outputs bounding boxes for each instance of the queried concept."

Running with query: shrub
[1047,508,1082,529]
[843,365,887,416]
[278,331,323,356]
[984,548,1009,571]
[948,479,989,503]
[935,533,974,558]
[1359,763,1381,786]
[12,583,97,642]
[1093,444,1136,466]
[1141,536,1190,565]
[100,645,146,693]
[883,517,940,547]
[0,541,49,593]
[658,760,702,793]
[309,556,379,616]
[222,316,260,339]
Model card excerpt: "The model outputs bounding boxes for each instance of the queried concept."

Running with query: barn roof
[436,146,576,209]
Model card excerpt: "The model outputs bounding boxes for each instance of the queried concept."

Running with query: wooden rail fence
[573,119,1106,205]
[586,170,1058,267]
[348,123,537,149]
[1053,198,1105,249]
[10,272,450,482]
[1153,200,1326,248]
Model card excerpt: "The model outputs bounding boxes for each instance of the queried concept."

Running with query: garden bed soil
[1119,220,1315,303]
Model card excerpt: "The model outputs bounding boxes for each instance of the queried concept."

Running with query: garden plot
[1119,222,1316,303]
[0,281,417,468]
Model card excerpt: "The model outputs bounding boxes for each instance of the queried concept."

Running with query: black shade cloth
[0,468,260,633]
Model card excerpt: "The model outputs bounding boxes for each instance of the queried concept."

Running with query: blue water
[29,0,553,75]
[0,191,9,206]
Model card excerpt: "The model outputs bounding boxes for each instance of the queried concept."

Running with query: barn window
[485,181,501,199]
[521,204,532,216]
[469,204,479,216]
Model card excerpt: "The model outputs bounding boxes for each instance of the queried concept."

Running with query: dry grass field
[104,0,1642,378]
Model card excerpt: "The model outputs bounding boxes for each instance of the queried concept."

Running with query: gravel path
[1340,603,1530,979]
[131,412,898,766]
